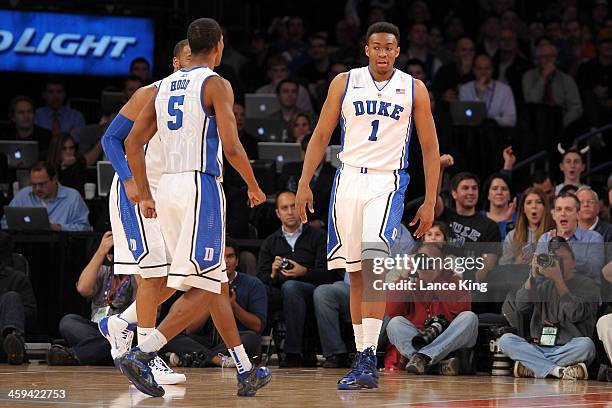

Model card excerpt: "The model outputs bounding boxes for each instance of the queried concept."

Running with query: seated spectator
[296,34,331,85]
[256,190,336,366]
[577,186,612,245]
[555,147,588,195]
[481,173,517,240]
[431,37,475,104]
[233,102,259,159]
[129,57,152,84]
[47,231,136,365]
[278,134,335,228]
[531,170,556,200]
[385,243,478,375]
[597,262,612,381]
[0,232,36,365]
[476,15,500,59]
[564,19,596,76]
[522,43,583,129]
[256,55,313,114]
[1,96,52,160]
[34,78,85,138]
[1,162,91,231]
[423,221,451,244]
[403,23,442,81]
[499,237,598,380]
[493,29,532,104]
[272,79,300,125]
[536,192,604,283]
[163,238,267,367]
[47,134,87,196]
[122,75,144,102]
[500,187,555,265]
[287,112,312,144]
[459,54,516,127]
[404,58,427,84]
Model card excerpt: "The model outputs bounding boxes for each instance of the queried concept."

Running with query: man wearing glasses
[1,161,91,231]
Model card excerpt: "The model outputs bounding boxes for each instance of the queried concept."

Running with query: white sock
[362,318,382,352]
[137,327,155,346]
[139,329,167,353]
[229,344,253,374]
[119,302,138,324]
[551,366,564,378]
[353,324,363,351]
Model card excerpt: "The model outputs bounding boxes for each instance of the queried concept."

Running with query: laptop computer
[450,101,487,126]
[97,161,115,197]
[245,94,280,118]
[258,142,302,172]
[326,145,342,168]
[245,118,287,142]
[0,140,38,169]
[4,206,51,231]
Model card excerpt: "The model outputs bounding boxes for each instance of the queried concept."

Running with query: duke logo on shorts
[327,67,414,272]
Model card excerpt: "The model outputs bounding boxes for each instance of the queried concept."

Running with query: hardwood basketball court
[1,364,612,407]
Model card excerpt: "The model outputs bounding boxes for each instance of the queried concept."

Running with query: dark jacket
[0,266,37,328]
[256,224,336,288]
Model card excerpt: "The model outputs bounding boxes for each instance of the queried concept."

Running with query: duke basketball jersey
[155,66,223,177]
[339,66,414,171]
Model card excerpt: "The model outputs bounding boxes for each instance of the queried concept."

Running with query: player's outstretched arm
[409,79,440,238]
[296,72,347,223]
[204,77,265,208]
[125,88,159,216]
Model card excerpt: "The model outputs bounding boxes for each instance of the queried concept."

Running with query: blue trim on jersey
[101,114,134,181]
[367,67,396,92]
[341,71,351,105]
[401,78,416,169]
[200,74,218,117]
[194,172,223,272]
[204,116,221,176]
[381,171,410,246]
[326,167,342,256]
[118,180,147,261]
[180,65,209,72]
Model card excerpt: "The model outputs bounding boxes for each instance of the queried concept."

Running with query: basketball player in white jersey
[119,18,270,398]
[99,40,191,385]
[296,22,440,390]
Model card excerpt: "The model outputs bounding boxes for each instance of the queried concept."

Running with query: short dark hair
[405,58,425,70]
[555,191,580,211]
[561,147,584,162]
[450,172,480,191]
[225,236,240,256]
[531,169,552,185]
[31,161,57,179]
[275,78,299,94]
[129,57,150,70]
[44,76,64,90]
[366,21,400,44]
[173,39,189,58]
[187,18,222,55]
[275,190,296,207]
[9,95,34,119]
[267,54,289,70]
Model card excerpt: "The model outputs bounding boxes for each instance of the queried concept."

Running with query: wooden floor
[1,364,612,407]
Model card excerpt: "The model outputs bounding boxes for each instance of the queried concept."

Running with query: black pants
[0,291,25,335]
[59,314,117,365]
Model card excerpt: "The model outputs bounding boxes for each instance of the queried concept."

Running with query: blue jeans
[0,291,25,335]
[386,311,479,364]
[281,280,316,354]
[59,314,115,365]
[499,333,596,378]
[313,281,350,357]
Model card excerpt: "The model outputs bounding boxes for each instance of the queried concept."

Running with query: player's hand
[98,231,114,254]
[281,259,307,278]
[409,203,435,239]
[295,183,314,224]
[440,154,454,168]
[124,178,140,204]
[140,198,157,219]
[502,146,516,170]
[248,187,266,208]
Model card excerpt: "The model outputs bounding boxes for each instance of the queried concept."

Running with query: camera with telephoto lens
[535,236,568,274]
[535,253,559,269]
[280,258,294,270]
[412,315,449,349]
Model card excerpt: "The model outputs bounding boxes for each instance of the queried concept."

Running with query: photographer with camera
[499,237,599,379]
[385,243,478,375]
[535,192,604,283]
[257,190,336,366]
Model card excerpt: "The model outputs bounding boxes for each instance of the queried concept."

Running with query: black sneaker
[117,347,164,397]
[3,332,25,365]
[237,364,272,397]
[597,364,612,382]
[437,357,460,376]
[323,353,348,368]
[46,345,78,366]
[406,353,428,375]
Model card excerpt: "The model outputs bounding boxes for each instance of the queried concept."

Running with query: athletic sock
[119,302,138,324]
[137,327,155,346]
[362,318,382,352]
[139,329,167,353]
[353,323,363,351]
[229,344,253,374]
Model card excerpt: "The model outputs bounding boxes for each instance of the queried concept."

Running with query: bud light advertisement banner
[0,10,154,76]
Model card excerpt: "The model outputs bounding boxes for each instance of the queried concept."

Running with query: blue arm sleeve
[101,114,134,181]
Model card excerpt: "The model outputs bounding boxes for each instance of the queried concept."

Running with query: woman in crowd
[47,133,87,196]
[482,173,517,240]
[287,112,312,144]
[500,187,555,265]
